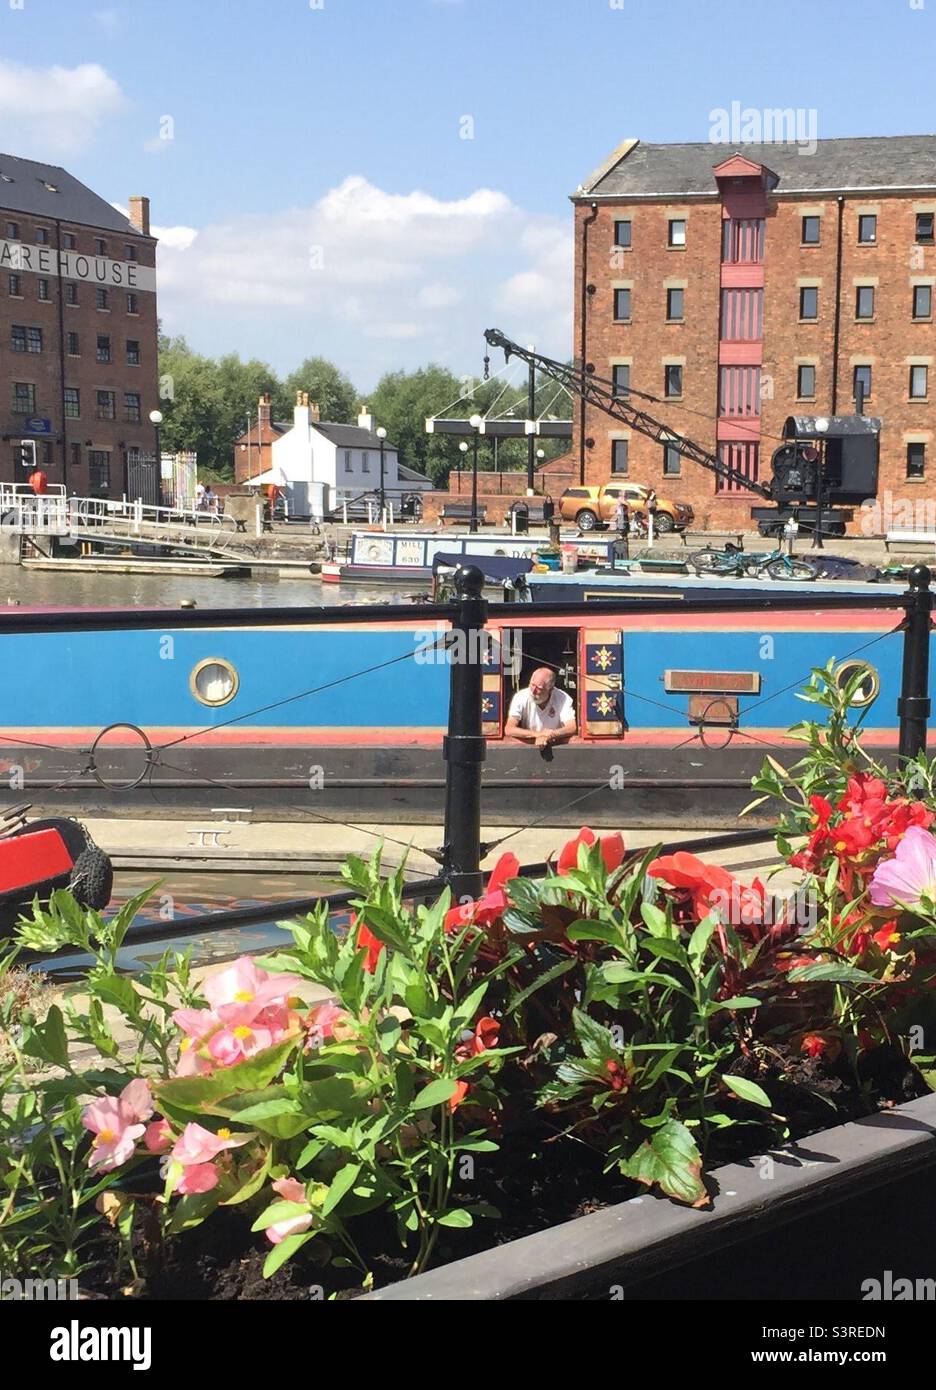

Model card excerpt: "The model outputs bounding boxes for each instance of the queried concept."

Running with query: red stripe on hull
[0,829,74,893]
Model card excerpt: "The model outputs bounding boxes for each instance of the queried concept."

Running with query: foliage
[4,680,936,1292]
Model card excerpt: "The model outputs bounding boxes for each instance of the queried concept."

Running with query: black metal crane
[483,327,774,501]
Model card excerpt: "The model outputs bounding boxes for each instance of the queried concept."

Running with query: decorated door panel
[481,628,506,738]
[580,628,624,737]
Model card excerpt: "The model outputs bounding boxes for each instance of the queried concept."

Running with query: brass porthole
[834,659,880,708]
[190,657,240,708]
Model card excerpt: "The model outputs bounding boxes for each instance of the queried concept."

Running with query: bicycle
[690,541,819,582]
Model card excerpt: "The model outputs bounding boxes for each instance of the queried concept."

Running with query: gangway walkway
[1,485,244,560]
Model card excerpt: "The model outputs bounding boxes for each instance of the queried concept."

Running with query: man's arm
[505,694,539,743]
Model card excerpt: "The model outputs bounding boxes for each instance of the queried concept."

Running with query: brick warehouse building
[571,135,936,530]
[0,153,158,499]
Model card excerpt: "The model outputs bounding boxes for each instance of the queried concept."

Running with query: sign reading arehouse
[0,239,156,293]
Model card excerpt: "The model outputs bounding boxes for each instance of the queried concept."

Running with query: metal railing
[0,483,70,536]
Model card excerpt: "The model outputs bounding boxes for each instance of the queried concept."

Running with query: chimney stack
[258,392,271,427]
[128,195,151,236]
[309,400,320,423]
[358,405,374,432]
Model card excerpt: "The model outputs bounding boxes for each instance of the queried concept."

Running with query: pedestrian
[28,466,48,496]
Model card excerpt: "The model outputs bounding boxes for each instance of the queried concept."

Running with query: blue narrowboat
[0,583,919,828]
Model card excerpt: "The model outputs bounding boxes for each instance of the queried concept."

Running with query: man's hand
[535,731,554,749]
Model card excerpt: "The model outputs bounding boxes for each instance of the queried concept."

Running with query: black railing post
[442,564,487,903]
[898,563,932,762]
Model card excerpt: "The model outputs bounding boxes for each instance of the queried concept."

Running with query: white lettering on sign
[0,239,156,292]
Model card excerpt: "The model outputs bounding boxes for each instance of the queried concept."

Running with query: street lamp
[149,410,163,505]
[376,425,387,521]
[458,441,469,498]
[468,413,482,534]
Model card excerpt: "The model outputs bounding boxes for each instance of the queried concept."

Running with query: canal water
[1,566,420,610]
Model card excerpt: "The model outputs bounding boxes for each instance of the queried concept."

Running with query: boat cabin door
[580,628,624,737]
[491,627,580,738]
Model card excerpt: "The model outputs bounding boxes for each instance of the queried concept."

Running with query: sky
[0,0,933,391]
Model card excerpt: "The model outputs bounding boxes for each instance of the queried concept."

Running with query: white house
[255,393,432,520]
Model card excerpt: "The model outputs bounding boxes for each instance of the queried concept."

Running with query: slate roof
[575,135,936,199]
[313,422,398,451]
[0,153,146,234]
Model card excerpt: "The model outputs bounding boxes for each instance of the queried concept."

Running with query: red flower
[449,1080,470,1113]
[647,851,735,921]
[557,827,626,876]
[443,853,520,933]
[354,914,385,974]
[455,1015,500,1062]
[801,1033,828,1058]
[871,921,901,953]
[604,1059,630,1093]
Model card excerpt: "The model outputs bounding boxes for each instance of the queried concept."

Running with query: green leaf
[709,996,761,1013]
[167,1190,222,1235]
[506,956,576,1014]
[640,903,672,938]
[322,1162,362,1218]
[435,1208,473,1228]
[687,916,716,969]
[788,962,879,986]
[573,1007,618,1061]
[566,920,623,946]
[643,938,687,965]
[156,1037,298,1111]
[262,1231,316,1279]
[411,1077,459,1110]
[42,1005,69,1069]
[251,1199,310,1233]
[222,1150,272,1207]
[721,1074,772,1108]
[620,1119,707,1207]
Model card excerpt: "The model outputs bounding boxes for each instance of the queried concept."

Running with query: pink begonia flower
[201,957,305,1027]
[207,1022,276,1067]
[304,1002,347,1050]
[171,1122,251,1167]
[174,1036,216,1078]
[82,1096,145,1172]
[119,1078,154,1124]
[869,825,936,910]
[266,1177,314,1246]
[176,1162,220,1195]
[143,1119,173,1154]
[172,1007,222,1040]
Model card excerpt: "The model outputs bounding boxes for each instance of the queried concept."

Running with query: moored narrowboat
[0,585,918,829]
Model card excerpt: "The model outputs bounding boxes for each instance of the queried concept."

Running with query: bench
[885,531,936,555]
[441,502,488,525]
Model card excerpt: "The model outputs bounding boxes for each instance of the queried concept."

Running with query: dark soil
[80,1042,929,1301]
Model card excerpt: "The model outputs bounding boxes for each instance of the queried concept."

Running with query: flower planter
[365,1092,936,1301]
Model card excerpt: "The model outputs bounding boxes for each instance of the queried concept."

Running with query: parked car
[558,483,693,533]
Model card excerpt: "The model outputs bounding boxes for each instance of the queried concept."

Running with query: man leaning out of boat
[505,668,576,749]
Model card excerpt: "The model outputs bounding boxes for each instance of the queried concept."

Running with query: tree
[368,365,466,487]
[282,358,358,425]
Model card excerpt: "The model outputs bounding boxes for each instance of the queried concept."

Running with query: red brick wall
[575,187,936,532]
[0,209,158,498]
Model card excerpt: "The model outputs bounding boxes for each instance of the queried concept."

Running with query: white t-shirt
[508,687,575,732]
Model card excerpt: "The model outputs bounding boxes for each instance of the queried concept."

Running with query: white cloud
[153,174,571,388]
[0,60,124,156]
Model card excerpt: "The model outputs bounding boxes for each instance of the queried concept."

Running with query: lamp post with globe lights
[376,425,387,523]
[149,409,163,506]
[468,413,482,533]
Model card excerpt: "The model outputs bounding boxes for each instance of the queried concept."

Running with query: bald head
[529,668,556,706]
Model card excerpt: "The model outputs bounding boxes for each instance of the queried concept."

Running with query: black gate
[125,452,162,507]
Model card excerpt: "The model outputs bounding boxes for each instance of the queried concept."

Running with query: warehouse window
[799,286,819,320]
[858,214,877,244]
[666,287,684,321]
[668,218,686,247]
[855,286,875,319]
[916,213,934,245]
[797,365,816,399]
[64,387,80,418]
[913,285,932,319]
[907,443,926,479]
[613,288,631,321]
[613,220,631,248]
[12,382,35,414]
[801,216,820,245]
[664,364,683,398]
[909,365,929,399]
[853,365,872,400]
[611,439,629,475]
[612,364,630,396]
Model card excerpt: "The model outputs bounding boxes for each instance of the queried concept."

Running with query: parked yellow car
[558,483,693,533]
